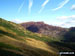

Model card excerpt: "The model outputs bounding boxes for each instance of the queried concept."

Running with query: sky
[0,0,75,28]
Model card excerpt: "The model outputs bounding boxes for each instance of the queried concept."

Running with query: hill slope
[0,18,58,56]
[0,18,75,56]
[20,21,75,52]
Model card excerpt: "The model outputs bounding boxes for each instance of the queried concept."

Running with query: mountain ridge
[21,21,68,37]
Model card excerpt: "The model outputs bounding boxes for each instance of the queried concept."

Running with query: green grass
[0,42,22,52]
[25,34,52,42]
[0,18,75,56]
[0,30,25,41]
[0,18,26,37]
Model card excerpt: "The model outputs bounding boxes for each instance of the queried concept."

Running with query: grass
[0,42,23,56]
[0,18,56,42]
[0,42,21,51]
[0,18,75,56]
[0,18,26,37]
[25,33,53,42]
[0,30,25,41]
[0,36,59,56]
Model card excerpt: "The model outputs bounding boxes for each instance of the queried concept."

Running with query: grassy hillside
[0,18,75,56]
[0,18,59,56]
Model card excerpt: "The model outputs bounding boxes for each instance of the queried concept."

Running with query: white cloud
[66,20,75,24]
[71,15,75,19]
[71,4,75,10]
[38,0,49,13]
[57,15,75,20]
[28,0,33,14]
[52,0,69,11]
[18,0,25,13]
[12,19,24,23]
[56,15,75,28]
[42,0,49,7]
[57,16,68,20]
[61,21,75,28]
[53,22,64,26]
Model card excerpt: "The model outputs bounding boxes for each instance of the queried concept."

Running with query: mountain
[0,18,75,56]
[21,22,67,37]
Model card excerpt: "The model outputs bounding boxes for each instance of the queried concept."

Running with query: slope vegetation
[0,18,75,56]
[0,18,58,56]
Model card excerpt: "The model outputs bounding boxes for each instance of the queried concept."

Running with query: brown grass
[0,34,59,56]
[26,38,58,54]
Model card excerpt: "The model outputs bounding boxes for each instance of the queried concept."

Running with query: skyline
[0,0,75,28]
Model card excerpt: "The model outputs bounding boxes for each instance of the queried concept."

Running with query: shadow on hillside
[26,25,39,32]
[0,48,23,56]
[63,27,75,42]
[47,41,75,52]
[47,27,75,52]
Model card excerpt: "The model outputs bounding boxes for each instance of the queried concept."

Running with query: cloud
[53,22,64,26]
[12,19,24,23]
[71,4,75,10]
[57,15,75,20]
[57,15,75,28]
[38,0,49,13]
[49,21,72,28]
[57,16,68,20]
[61,20,75,26]
[42,0,49,7]
[61,20,75,28]
[18,0,25,13]
[52,0,69,11]
[28,0,33,14]
[66,20,75,24]
[71,15,75,19]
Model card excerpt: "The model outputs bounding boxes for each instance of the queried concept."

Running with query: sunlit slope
[0,18,58,56]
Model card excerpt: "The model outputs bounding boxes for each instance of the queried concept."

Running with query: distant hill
[21,22,67,37]
[21,22,75,42]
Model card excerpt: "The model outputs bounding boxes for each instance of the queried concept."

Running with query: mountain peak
[21,22,67,37]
